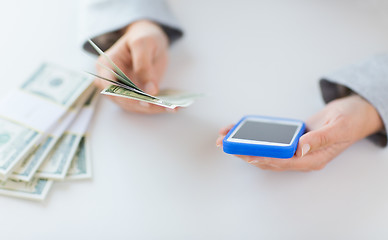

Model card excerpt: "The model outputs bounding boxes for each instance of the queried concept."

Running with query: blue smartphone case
[223,115,306,159]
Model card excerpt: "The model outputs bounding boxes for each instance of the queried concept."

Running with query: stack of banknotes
[0,63,97,201]
[0,41,200,201]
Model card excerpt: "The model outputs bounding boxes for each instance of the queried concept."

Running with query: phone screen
[230,120,299,144]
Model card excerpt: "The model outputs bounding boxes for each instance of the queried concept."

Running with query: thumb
[295,124,340,157]
[130,41,159,95]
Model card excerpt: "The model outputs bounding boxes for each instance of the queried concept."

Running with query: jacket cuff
[80,0,183,54]
[320,54,388,146]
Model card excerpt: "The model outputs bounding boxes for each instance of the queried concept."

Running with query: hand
[94,20,174,114]
[216,95,383,171]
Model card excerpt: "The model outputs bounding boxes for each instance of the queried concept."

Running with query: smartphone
[223,115,305,159]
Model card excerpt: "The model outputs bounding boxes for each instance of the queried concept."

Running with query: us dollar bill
[9,136,54,182]
[0,178,53,201]
[0,63,93,180]
[35,133,82,180]
[0,118,40,181]
[9,87,97,182]
[35,92,98,180]
[21,63,93,107]
[157,89,203,108]
[66,136,92,180]
[101,85,177,109]
[101,85,202,109]
[88,39,141,91]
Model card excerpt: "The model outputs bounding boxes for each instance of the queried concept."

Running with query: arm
[320,54,388,146]
[80,0,184,113]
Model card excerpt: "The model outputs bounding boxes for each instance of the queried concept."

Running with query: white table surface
[1,0,388,239]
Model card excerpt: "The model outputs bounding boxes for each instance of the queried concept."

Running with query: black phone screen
[231,120,299,144]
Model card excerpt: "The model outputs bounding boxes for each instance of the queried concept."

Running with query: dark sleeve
[320,54,388,146]
[80,0,183,54]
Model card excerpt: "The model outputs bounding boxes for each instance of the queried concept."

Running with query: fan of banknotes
[0,63,96,201]
[87,39,202,109]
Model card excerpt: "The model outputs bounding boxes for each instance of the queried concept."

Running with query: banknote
[157,89,203,108]
[0,178,53,201]
[21,63,93,108]
[36,92,99,180]
[88,40,141,91]
[101,85,177,109]
[9,87,96,182]
[66,136,92,180]
[35,133,81,180]
[88,39,201,109]
[0,117,40,180]
[0,63,93,180]
[9,136,54,182]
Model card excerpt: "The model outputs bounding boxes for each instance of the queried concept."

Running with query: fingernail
[139,101,150,108]
[145,82,157,95]
[216,137,222,147]
[216,136,223,147]
[301,144,311,157]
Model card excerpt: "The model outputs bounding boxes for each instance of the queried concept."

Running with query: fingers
[216,136,223,147]
[219,124,234,135]
[238,156,287,171]
[237,154,325,172]
[95,56,118,90]
[216,124,234,147]
[295,124,341,158]
[93,78,110,92]
[125,20,168,95]
[129,38,161,95]
[95,36,131,80]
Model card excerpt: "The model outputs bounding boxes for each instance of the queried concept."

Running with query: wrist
[353,95,384,137]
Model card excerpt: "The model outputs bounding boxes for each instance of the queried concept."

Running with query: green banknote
[0,64,93,180]
[35,91,98,181]
[67,136,92,180]
[102,85,177,109]
[0,178,53,201]
[21,63,94,107]
[9,136,54,182]
[88,39,141,91]
[0,117,39,180]
[36,133,81,180]
[9,88,97,182]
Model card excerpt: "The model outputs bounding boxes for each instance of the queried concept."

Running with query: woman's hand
[94,20,174,114]
[216,95,383,171]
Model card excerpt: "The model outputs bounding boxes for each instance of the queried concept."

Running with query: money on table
[0,178,53,201]
[0,64,97,201]
[36,91,98,180]
[0,37,200,200]
[9,87,95,182]
[0,63,93,180]
[66,135,92,180]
